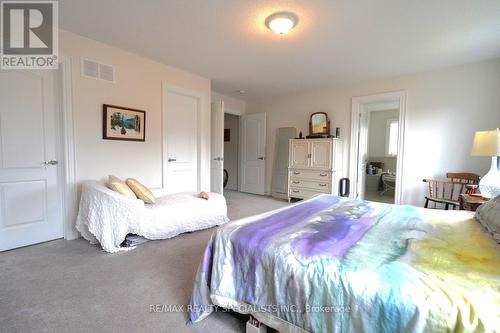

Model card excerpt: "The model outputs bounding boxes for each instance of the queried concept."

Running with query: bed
[188,195,500,332]
[76,181,229,253]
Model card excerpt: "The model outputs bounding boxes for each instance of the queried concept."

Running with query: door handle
[43,160,58,165]
[168,158,176,162]
[213,157,224,161]
[258,157,265,160]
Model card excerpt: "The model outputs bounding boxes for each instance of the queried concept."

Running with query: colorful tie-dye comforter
[188,195,500,332]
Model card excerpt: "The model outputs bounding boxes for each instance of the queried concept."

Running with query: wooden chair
[423,172,480,210]
[446,172,479,193]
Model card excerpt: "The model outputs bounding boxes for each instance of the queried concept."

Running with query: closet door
[310,140,332,169]
[240,113,266,195]
[0,70,63,251]
[163,85,200,193]
[289,140,309,168]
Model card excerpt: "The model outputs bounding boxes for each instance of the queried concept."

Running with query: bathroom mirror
[309,112,330,137]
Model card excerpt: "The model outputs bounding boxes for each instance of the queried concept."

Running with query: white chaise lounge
[76,181,229,253]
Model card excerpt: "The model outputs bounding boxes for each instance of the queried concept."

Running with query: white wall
[212,91,246,115]
[60,30,211,190]
[368,109,399,172]
[247,58,500,206]
[224,114,239,190]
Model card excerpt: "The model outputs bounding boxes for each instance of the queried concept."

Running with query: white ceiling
[59,0,500,101]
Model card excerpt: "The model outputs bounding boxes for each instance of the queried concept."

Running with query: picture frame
[102,104,146,142]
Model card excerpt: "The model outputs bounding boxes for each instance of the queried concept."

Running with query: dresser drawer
[289,187,328,199]
[289,169,331,180]
[289,178,331,191]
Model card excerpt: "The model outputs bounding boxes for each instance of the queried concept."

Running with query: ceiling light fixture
[265,12,298,35]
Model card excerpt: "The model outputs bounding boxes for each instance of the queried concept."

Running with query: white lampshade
[471,129,500,156]
[471,128,500,198]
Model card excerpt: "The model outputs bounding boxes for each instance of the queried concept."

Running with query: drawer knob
[292,181,300,184]
[319,173,327,177]
[293,171,300,175]
[292,190,299,193]
[319,183,327,187]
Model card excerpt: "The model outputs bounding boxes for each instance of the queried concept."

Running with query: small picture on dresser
[103,104,146,142]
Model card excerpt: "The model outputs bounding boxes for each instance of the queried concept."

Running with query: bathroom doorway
[364,108,399,203]
[350,91,406,204]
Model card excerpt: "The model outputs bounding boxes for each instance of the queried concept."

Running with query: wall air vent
[81,58,115,82]
[81,58,99,79]
[99,63,115,82]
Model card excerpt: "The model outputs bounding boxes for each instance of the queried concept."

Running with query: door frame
[58,55,79,240]
[161,82,203,191]
[211,100,224,194]
[349,91,407,204]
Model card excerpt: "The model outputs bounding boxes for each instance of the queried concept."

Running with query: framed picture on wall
[103,104,146,141]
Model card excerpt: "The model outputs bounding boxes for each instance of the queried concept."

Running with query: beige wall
[247,58,500,205]
[60,30,211,190]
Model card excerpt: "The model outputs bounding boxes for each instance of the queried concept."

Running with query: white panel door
[0,70,63,251]
[289,140,310,168]
[240,113,266,195]
[310,140,332,169]
[210,100,224,194]
[164,88,199,193]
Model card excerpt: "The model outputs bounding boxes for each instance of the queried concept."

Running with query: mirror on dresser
[308,112,330,138]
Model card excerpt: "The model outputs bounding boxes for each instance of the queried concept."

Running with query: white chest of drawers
[288,138,343,201]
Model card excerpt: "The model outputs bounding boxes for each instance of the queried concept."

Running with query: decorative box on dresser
[288,138,343,201]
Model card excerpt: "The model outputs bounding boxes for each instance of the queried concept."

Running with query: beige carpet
[0,190,289,333]
[364,189,395,204]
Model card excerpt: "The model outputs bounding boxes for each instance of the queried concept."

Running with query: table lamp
[471,128,500,198]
